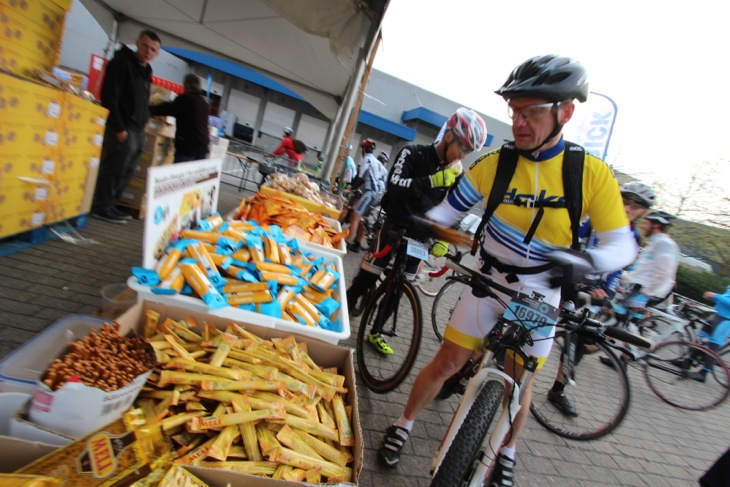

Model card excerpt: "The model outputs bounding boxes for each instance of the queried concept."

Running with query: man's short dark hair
[139,30,161,43]
[183,74,201,93]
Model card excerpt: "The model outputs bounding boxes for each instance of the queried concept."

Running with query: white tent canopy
[80,0,388,174]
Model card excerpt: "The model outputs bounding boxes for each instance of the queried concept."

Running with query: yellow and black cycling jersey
[428,138,629,270]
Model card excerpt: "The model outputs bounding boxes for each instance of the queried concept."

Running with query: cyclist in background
[620,210,680,309]
[547,181,656,417]
[346,108,488,353]
[345,151,390,251]
[341,144,357,189]
[377,56,637,486]
[687,286,730,382]
[345,140,388,252]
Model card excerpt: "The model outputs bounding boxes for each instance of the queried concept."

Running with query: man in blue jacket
[92,30,161,223]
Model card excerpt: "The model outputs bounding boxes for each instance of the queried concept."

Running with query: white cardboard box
[128,247,350,344]
[0,300,363,485]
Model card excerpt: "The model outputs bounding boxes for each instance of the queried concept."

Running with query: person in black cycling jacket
[346,108,488,354]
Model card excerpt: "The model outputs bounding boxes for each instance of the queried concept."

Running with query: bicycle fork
[431,360,528,485]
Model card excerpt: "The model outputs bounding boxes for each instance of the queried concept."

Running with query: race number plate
[405,239,429,261]
[503,292,559,338]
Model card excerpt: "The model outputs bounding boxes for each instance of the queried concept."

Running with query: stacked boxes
[0,71,108,239]
[118,117,176,215]
[0,0,71,77]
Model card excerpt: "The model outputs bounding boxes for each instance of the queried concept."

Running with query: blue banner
[566,92,618,161]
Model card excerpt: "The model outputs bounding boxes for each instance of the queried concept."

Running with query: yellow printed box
[0,152,57,185]
[0,6,61,71]
[0,120,60,156]
[0,0,68,38]
[0,71,64,124]
[0,178,50,218]
[53,152,98,181]
[0,206,45,239]
[62,94,108,129]
[46,194,84,224]
[48,174,87,200]
[59,126,105,152]
[0,41,55,80]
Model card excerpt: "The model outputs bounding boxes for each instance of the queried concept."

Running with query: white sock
[394,415,414,432]
[500,445,516,459]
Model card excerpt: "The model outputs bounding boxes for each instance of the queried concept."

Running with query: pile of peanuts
[42,323,155,392]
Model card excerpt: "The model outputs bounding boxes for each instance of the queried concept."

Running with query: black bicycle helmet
[377,151,390,164]
[496,55,589,103]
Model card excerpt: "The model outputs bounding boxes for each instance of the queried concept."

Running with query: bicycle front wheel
[430,380,505,487]
[637,315,693,344]
[356,280,423,393]
[643,340,730,411]
[431,279,464,343]
[530,331,631,440]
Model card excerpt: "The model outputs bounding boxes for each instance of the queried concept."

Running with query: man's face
[135,35,161,66]
[508,97,573,151]
[622,196,650,223]
[443,130,468,164]
[640,219,658,237]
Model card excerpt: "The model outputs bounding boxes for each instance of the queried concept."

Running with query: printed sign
[143,159,223,268]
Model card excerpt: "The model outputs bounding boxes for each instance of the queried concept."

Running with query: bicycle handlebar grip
[604,325,654,350]
[371,244,393,259]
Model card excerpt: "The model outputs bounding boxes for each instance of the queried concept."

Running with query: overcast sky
[372,0,729,210]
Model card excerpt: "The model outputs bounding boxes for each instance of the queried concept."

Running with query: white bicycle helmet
[621,182,656,208]
[446,107,488,153]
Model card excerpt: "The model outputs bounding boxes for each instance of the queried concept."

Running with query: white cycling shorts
[444,270,561,367]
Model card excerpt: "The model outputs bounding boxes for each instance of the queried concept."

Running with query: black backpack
[471,141,585,273]
[293,139,308,155]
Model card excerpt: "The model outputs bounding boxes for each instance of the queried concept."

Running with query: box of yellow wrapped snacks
[1,300,362,486]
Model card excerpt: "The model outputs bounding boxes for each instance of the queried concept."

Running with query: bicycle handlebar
[370,228,406,259]
[445,255,654,350]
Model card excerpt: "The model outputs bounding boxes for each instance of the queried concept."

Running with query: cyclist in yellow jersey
[379,55,638,485]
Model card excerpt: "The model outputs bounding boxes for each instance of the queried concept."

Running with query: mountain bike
[355,229,428,393]
[428,255,654,486]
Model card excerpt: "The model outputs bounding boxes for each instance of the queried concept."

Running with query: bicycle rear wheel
[643,340,730,411]
[431,279,465,343]
[430,380,505,487]
[530,331,631,440]
[356,280,423,393]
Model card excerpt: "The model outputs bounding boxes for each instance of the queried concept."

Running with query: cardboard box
[145,116,176,138]
[0,71,64,124]
[0,0,68,39]
[0,437,57,473]
[0,120,60,156]
[0,314,108,394]
[128,244,351,345]
[1,301,363,484]
[0,207,45,239]
[260,186,341,220]
[0,5,61,73]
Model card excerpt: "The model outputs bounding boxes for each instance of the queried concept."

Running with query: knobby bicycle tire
[530,331,631,440]
[643,340,730,411]
[430,380,505,487]
[356,280,423,393]
[431,278,466,343]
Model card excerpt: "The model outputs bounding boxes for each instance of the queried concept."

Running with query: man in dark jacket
[92,30,161,223]
[150,74,210,163]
